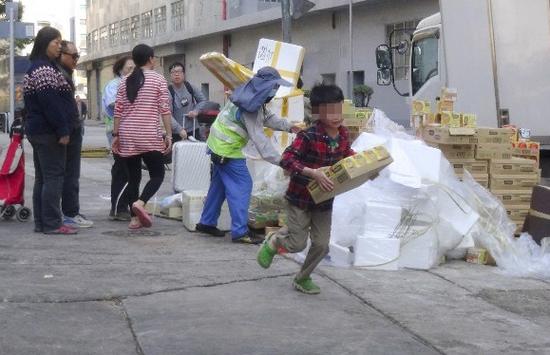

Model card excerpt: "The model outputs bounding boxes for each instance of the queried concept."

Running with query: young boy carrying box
[257,84,354,294]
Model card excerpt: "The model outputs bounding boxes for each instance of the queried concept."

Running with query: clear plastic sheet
[460,171,550,279]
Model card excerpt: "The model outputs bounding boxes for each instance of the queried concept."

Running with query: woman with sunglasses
[111,44,172,229]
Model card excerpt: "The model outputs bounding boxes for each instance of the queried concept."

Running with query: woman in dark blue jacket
[23,27,77,235]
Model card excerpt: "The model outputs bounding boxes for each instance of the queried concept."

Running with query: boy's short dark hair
[309,84,344,107]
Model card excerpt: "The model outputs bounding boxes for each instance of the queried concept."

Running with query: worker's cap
[255,66,292,87]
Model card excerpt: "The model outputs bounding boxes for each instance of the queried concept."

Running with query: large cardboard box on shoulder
[307,146,393,204]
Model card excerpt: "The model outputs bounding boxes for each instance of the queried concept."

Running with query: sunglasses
[62,52,80,60]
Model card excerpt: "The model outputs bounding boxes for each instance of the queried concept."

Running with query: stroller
[0,117,31,221]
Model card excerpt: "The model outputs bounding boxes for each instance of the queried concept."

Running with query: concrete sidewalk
[1,126,549,355]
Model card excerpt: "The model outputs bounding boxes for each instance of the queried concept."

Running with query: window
[411,32,439,95]
[201,83,210,100]
[79,33,87,53]
[86,33,92,53]
[155,6,167,35]
[109,22,118,47]
[321,73,335,85]
[120,18,130,44]
[142,10,153,39]
[385,20,419,80]
[92,29,98,52]
[80,19,87,26]
[353,70,364,86]
[99,26,108,49]
[171,0,184,31]
[130,15,140,41]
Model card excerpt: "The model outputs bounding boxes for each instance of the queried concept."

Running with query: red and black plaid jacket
[280,121,354,211]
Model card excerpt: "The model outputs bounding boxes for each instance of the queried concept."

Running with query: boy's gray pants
[273,204,332,281]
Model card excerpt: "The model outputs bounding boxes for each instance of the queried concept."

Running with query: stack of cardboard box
[421,124,540,233]
[414,87,542,233]
[342,100,373,142]
[490,158,539,233]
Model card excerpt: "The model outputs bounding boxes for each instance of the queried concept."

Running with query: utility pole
[348,0,354,99]
[281,0,292,43]
[8,0,16,128]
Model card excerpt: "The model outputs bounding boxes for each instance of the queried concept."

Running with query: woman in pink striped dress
[112,44,172,229]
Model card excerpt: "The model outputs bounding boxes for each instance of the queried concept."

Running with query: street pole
[281,0,292,43]
[9,1,16,127]
[348,0,354,100]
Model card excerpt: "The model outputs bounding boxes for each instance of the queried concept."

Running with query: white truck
[375,0,550,175]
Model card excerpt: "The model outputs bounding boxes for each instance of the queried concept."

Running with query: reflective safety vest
[207,101,249,159]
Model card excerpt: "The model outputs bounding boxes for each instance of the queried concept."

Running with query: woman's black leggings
[123,151,165,216]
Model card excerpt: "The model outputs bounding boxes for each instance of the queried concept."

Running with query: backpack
[168,81,196,112]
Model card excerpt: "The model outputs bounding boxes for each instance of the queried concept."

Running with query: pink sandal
[132,203,152,228]
[128,219,142,230]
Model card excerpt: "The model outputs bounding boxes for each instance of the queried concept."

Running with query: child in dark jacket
[257,84,354,294]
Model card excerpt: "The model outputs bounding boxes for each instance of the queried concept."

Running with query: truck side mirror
[377,69,392,86]
[376,44,392,69]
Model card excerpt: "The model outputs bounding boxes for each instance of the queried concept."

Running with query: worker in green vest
[196,67,301,244]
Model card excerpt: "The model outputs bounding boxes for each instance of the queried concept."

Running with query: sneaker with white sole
[63,214,94,228]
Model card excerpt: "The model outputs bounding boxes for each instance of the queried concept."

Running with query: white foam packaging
[354,236,400,270]
[363,201,403,238]
[398,226,439,270]
[171,141,210,193]
[328,243,353,267]
[181,190,231,232]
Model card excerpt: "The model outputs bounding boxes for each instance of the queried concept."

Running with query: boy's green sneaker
[257,240,277,269]
[293,277,321,295]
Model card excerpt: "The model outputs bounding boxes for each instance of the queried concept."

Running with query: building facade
[82,0,439,124]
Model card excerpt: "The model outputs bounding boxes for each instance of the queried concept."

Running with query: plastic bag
[160,193,182,209]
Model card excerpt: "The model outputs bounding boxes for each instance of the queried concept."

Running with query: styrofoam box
[354,236,400,270]
[398,227,439,270]
[182,190,231,232]
[328,243,353,267]
[363,201,403,237]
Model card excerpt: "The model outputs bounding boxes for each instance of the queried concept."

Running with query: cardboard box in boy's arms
[307,146,393,204]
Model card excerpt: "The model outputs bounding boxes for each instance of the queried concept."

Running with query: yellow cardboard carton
[412,100,431,114]
[449,159,488,174]
[475,143,512,160]
[422,126,477,145]
[476,127,515,144]
[307,146,393,204]
[471,173,489,188]
[438,100,454,113]
[440,112,461,128]
[490,173,540,191]
[440,87,458,102]
[434,144,476,160]
[489,158,537,175]
[491,190,533,207]
[461,113,477,128]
